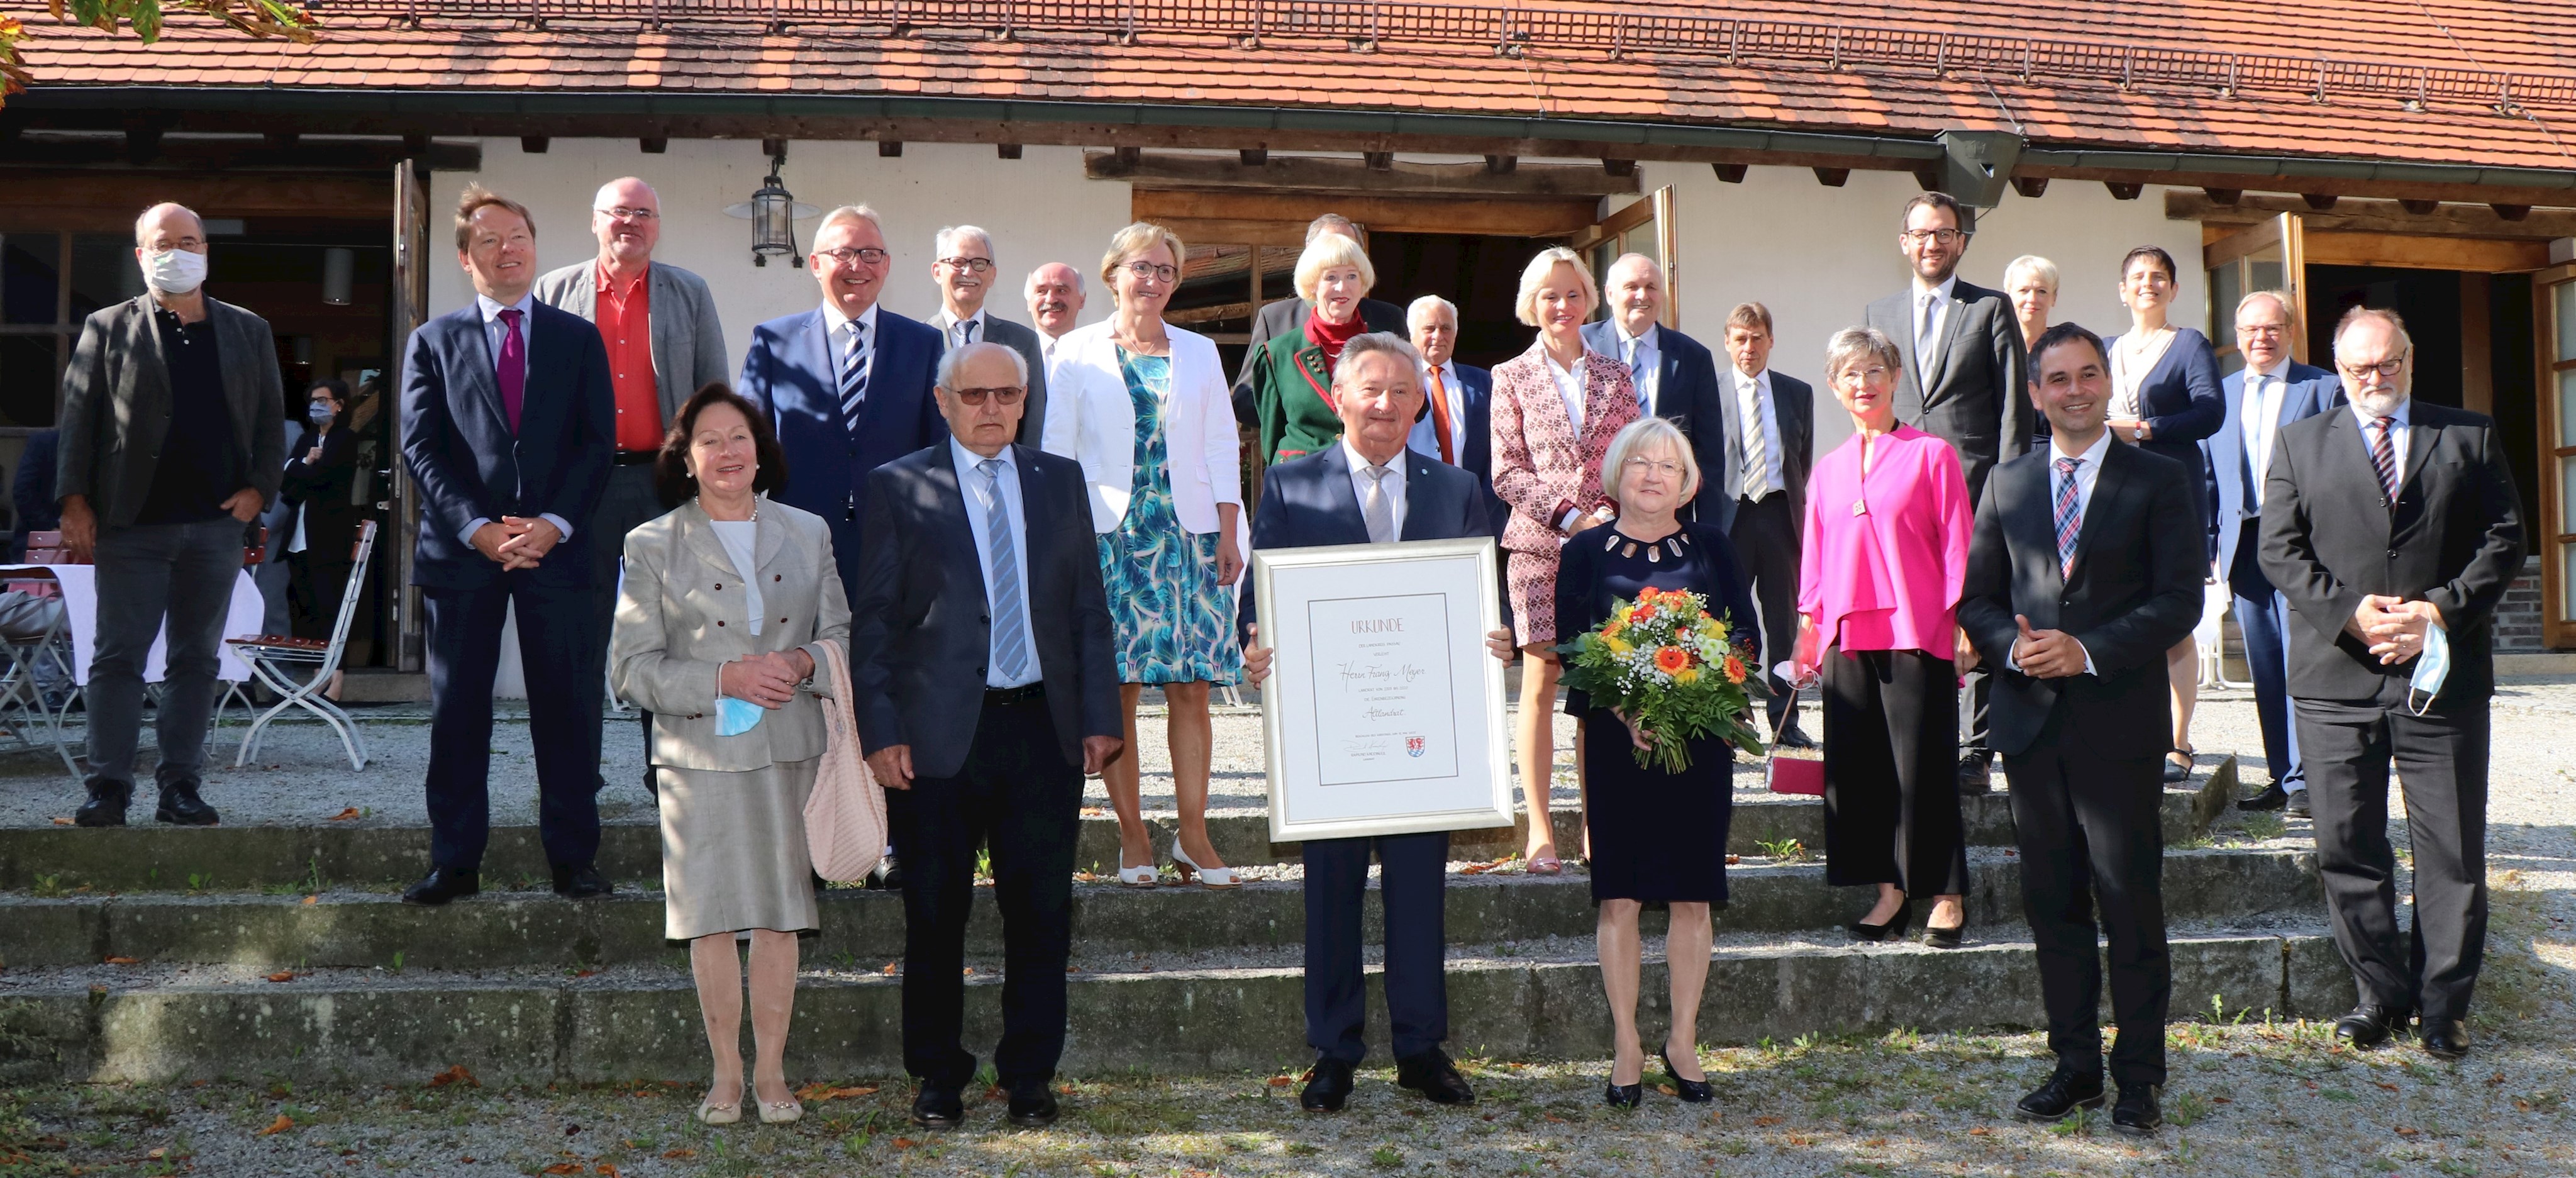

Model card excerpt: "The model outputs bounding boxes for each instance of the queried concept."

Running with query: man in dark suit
[1962,323,2203,1136]
[1714,301,1816,747]
[2259,307,2524,1062]
[1864,191,2032,792]
[1580,254,1727,520]
[1404,296,1506,538]
[927,224,1048,445]
[57,201,285,828]
[397,186,616,906]
[1239,331,1484,1114]
[850,341,1122,1132]
[2203,291,2343,816]
[1230,213,1406,424]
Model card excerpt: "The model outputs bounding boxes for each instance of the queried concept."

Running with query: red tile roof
[17,1,2576,172]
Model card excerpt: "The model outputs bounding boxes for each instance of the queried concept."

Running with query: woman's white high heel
[1117,860,1160,887]
[1170,840,1238,889]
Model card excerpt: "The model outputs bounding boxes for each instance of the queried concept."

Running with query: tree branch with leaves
[3,0,320,108]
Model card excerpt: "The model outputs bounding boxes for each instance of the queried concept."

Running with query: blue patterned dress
[1097,348,1243,686]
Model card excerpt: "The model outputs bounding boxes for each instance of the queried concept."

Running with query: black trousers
[1821,647,1969,896]
[1304,830,1450,1066]
[422,576,601,870]
[2006,733,2169,1087]
[898,694,1081,1090]
[2299,684,2490,1022]
[1728,494,1802,731]
[591,460,666,769]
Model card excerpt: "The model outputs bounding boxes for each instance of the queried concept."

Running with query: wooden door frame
[2534,262,2576,650]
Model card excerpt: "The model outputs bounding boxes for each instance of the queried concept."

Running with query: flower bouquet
[1555,586,1768,772]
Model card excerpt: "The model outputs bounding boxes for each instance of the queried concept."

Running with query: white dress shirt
[1911,273,1957,377]
[1342,437,1408,540]
[2240,360,2292,509]
[2351,398,2412,478]
[1545,348,1587,434]
[945,306,987,348]
[952,437,1043,688]
[1613,320,1660,414]
[1733,367,1786,496]
[2009,428,2109,676]
[462,291,573,545]
[1407,360,1469,464]
[709,518,765,636]
[821,299,881,392]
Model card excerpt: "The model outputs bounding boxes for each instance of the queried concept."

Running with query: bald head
[591,177,661,271]
[133,203,210,301]
[1604,252,1666,338]
[134,203,204,250]
[1026,262,1086,340]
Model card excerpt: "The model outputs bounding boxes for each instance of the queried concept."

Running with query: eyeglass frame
[818,246,891,267]
[594,206,659,222]
[1899,228,1968,247]
[2337,353,2409,380]
[935,256,996,275]
[1121,260,1180,284]
[944,385,1028,406]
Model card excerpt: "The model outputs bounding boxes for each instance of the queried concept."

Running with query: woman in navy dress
[1553,417,1761,1109]
[2099,245,2224,784]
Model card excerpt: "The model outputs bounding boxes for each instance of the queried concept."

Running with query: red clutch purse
[1767,755,1824,796]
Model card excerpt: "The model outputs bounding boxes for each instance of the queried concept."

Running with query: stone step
[0,926,2353,1084]
[0,772,2229,892]
[0,847,2317,970]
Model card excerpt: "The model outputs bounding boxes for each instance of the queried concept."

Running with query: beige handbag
[802,640,887,883]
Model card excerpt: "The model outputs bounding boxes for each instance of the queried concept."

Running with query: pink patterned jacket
[1488,339,1642,554]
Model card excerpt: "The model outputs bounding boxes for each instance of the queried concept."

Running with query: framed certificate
[1253,538,1514,842]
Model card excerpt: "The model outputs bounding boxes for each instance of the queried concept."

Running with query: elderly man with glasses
[928,225,1049,445]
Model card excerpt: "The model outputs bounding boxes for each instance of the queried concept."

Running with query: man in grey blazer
[928,225,1047,446]
[531,176,729,784]
[58,202,285,827]
[1863,191,2031,791]
[1714,302,1817,747]
[1230,213,1407,424]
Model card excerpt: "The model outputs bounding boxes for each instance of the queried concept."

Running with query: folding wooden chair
[0,535,79,779]
[228,520,377,769]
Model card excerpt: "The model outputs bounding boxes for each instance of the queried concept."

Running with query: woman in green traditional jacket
[1248,233,1379,465]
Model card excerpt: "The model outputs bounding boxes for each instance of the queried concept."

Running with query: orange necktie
[1426,367,1457,465]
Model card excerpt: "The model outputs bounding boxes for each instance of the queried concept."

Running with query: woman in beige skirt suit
[611,384,850,1128]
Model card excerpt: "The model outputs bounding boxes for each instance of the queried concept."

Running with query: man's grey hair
[933,225,993,260]
[1306,213,1359,245]
[814,204,886,243]
[134,202,204,247]
[935,340,1030,390]
[1407,294,1458,326]
[1329,333,1425,391]
[1823,325,1904,382]
[1026,264,1084,297]
[2333,306,2412,358]
[2237,289,2296,324]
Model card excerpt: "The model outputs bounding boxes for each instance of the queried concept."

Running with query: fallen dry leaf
[596,1167,620,1177]
[1753,1115,1785,1127]
[882,962,898,975]
[50,816,72,826]
[428,1064,480,1089]
[542,1165,582,1175]
[257,1114,293,1136]
[2212,1097,2233,1104]
[103,956,139,965]
[1725,854,1741,865]
[892,1137,918,1149]
[147,1148,166,1160]
[2396,1126,2421,1137]
[1968,1126,1992,1136]
[2377,1082,2401,1092]
[658,1148,695,1159]
[1267,1075,1292,1087]
[301,895,319,905]
[265,971,299,983]
[1865,1138,1888,1147]
[1788,1133,1813,1146]
[793,1083,879,1101]
[328,807,360,821]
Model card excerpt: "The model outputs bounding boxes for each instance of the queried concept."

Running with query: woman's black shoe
[1602,1081,1643,1109]
[1922,907,1966,949]
[1659,1047,1713,1103]
[1848,898,1913,942]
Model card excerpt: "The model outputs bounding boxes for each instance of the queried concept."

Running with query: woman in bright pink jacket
[1792,326,1974,949]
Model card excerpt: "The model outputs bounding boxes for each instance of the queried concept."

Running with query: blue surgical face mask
[716,696,766,736]
[2407,622,2450,715]
[308,404,336,427]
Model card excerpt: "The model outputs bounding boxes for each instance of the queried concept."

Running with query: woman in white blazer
[1041,221,1246,890]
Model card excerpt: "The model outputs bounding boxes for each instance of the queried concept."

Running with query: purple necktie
[496,307,526,433]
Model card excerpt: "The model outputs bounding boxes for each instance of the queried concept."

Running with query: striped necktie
[2053,457,2084,579]
[2369,417,2401,504]
[839,320,871,436]
[978,458,1032,682]
[1741,376,1771,501]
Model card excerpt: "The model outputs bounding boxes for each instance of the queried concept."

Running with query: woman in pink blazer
[1489,247,1641,873]
[1792,326,1974,947]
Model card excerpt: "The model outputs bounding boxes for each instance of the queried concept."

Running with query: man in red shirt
[534,177,731,792]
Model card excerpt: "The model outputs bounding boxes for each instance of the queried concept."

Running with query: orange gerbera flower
[1655,647,1691,674]
[1723,655,1747,684]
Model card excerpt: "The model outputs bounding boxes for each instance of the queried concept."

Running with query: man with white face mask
[55,202,286,828]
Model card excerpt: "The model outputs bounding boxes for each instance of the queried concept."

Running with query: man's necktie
[956,318,978,348]
[978,458,1031,682]
[496,308,526,433]
[1625,342,1651,411]
[1424,368,1457,466]
[2053,457,2084,579]
[1362,464,1396,544]
[839,320,871,436]
[1742,378,1771,501]
[2370,417,2401,504]
[1916,291,1940,375]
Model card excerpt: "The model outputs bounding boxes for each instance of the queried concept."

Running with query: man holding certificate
[1240,332,1492,1113]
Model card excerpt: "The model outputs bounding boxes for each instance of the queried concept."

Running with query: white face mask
[138,248,209,295]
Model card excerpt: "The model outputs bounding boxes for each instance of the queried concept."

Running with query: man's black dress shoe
[153,775,219,826]
[1299,1059,1355,1112]
[1006,1084,1060,1128]
[1957,752,1993,796]
[2111,1084,2162,1136]
[867,855,904,891]
[2237,783,2289,811]
[911,1084,965,1130]
[2333,1004,2409,1049]
[2012,1066,2106,1122]
[2285,789,2312,818]
[2420,1017,2470,1061]
[1395,1050,1475,1105]
[552,863,614,899]
[1659,1047,1713,1103]
[1772,723,1817,751]
[401,867,480,906]
[73,777,130,828]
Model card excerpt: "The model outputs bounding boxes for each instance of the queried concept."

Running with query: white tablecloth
[0,565,264,682]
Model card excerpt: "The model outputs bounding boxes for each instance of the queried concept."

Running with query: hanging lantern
[723,144,815,267]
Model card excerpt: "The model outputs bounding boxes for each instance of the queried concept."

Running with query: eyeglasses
[1122,260,1180,283]
[818,247,890,266]
[1833,365,1894,385]
[145,237,207,252]
[1622,458,1684,477]
[2339,356,2407,379]
[1901,228,1966,247]
[2236,323,2289,337]
[595,206,658,221]
[938,257,995,275]
[947,385,1026,406]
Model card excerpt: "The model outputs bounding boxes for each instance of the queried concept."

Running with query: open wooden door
[1570,186,1679,328]
[2204,212,2307,373]
[2534,262,2576,649]
[390,159,430,672]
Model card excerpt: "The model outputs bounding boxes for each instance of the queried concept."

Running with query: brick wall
[2497,558,2546,652]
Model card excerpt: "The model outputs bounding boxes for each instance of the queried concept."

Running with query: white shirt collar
[1735,365,1770,392]
[2050,428,2114,470]
[950,435,1015,475]
[2351,397,2412,430]
[1343,436,1406,476]
[476,291,536,323]
[948,306,987,331]
[2248,358,2292,383]
[1913,274,1959,302]
[822,300,880,338]
[1613,320,1659,350]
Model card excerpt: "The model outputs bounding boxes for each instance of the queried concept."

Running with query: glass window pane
[2246,243,2284,297]
[0,334,62,426]
[1,233,61,326]
[2562,455,2576,545]
[2558,282,2576,364]
[2560,369,2576,449]
[70,234,143,320]
[2565,541,2576,623]
[2210,259,2241,343]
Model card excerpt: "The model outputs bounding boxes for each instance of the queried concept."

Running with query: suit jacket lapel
[1398,451,1443,540]
[2398,409,2439,499]
[804,311,839,425]
[2006,456,2067,591]
[1316,443,1371,541]
[452,306,509,433]
[924,443,983,589]
[122,297,170,418]
[2065,443,2131,581]
[753,498,787,572]
[1924,289,1969,399]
